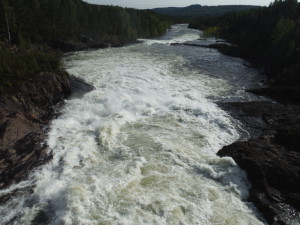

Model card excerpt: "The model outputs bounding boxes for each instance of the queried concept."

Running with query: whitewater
[0,24,266,225]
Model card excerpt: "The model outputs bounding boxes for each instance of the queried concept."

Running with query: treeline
[152,5,259,18]
[0,0,171,48]
[189,0,300,86]
[0,0,171,93]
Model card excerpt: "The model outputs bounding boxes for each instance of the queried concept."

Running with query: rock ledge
[218,101,300,225]
[0,72,93,189]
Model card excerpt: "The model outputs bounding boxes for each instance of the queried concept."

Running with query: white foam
[139,24,200,46]
[0,25,266,225]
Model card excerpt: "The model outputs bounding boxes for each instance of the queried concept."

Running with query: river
[0,24,266,225]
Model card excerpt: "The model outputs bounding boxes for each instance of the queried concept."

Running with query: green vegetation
[0,0,170,47]
[0,0,171,94]
[0,43,62,93]
[189,0,300,86]
[152,5,260,18]
[202,26,220,38]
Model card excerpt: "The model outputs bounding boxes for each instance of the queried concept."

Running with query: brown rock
[0,72,70,189]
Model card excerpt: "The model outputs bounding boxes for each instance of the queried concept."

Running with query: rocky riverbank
[50,37,140,52]
[0,72,93,189]
[217,95,300,224]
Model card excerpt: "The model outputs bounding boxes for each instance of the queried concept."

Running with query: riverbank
[50,37,141,52]
[0,72,93,190]
[0,33,155,193]
[217,97,300,225]
[185,36,300,224]
[201,24,300,224]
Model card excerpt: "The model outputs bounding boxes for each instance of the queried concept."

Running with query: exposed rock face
[0,72,93,189]
[217,101,300,225]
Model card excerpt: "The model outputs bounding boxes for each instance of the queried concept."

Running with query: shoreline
[50,38,142,52]
[0,73,93,190]
[0,37,140,191]
[217,97,300,225]
[206,32,300,225]
[0,36,152,198]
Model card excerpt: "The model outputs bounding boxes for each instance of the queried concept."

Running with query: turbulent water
[0,25,266,225]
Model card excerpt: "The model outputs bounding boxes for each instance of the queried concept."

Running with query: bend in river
[0,24,266,225]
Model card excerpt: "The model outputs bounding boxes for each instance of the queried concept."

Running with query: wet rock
[69,75,95,99]
[0,72,93,189]
[218,101,300,225]
[249,86,300,105]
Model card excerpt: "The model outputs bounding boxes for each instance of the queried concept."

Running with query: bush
[202,26,220,38]
[0,43,62,93]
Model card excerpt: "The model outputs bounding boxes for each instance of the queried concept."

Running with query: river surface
[0,24,266,225]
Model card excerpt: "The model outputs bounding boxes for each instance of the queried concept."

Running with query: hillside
[152,4,260,17]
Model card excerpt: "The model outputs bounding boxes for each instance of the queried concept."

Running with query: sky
[84,0,274,9]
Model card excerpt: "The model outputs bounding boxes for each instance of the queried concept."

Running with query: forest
[0,0,171,47]
[0,0,171,92]
[189,0,300,86]
[152,5,259,18]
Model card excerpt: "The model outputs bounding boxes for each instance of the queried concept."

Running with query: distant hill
[152,5,260,17]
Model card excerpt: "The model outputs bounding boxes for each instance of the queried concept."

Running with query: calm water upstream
[0,24,266,225]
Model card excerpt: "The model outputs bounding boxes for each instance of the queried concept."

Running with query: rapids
[0,24,266,225]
